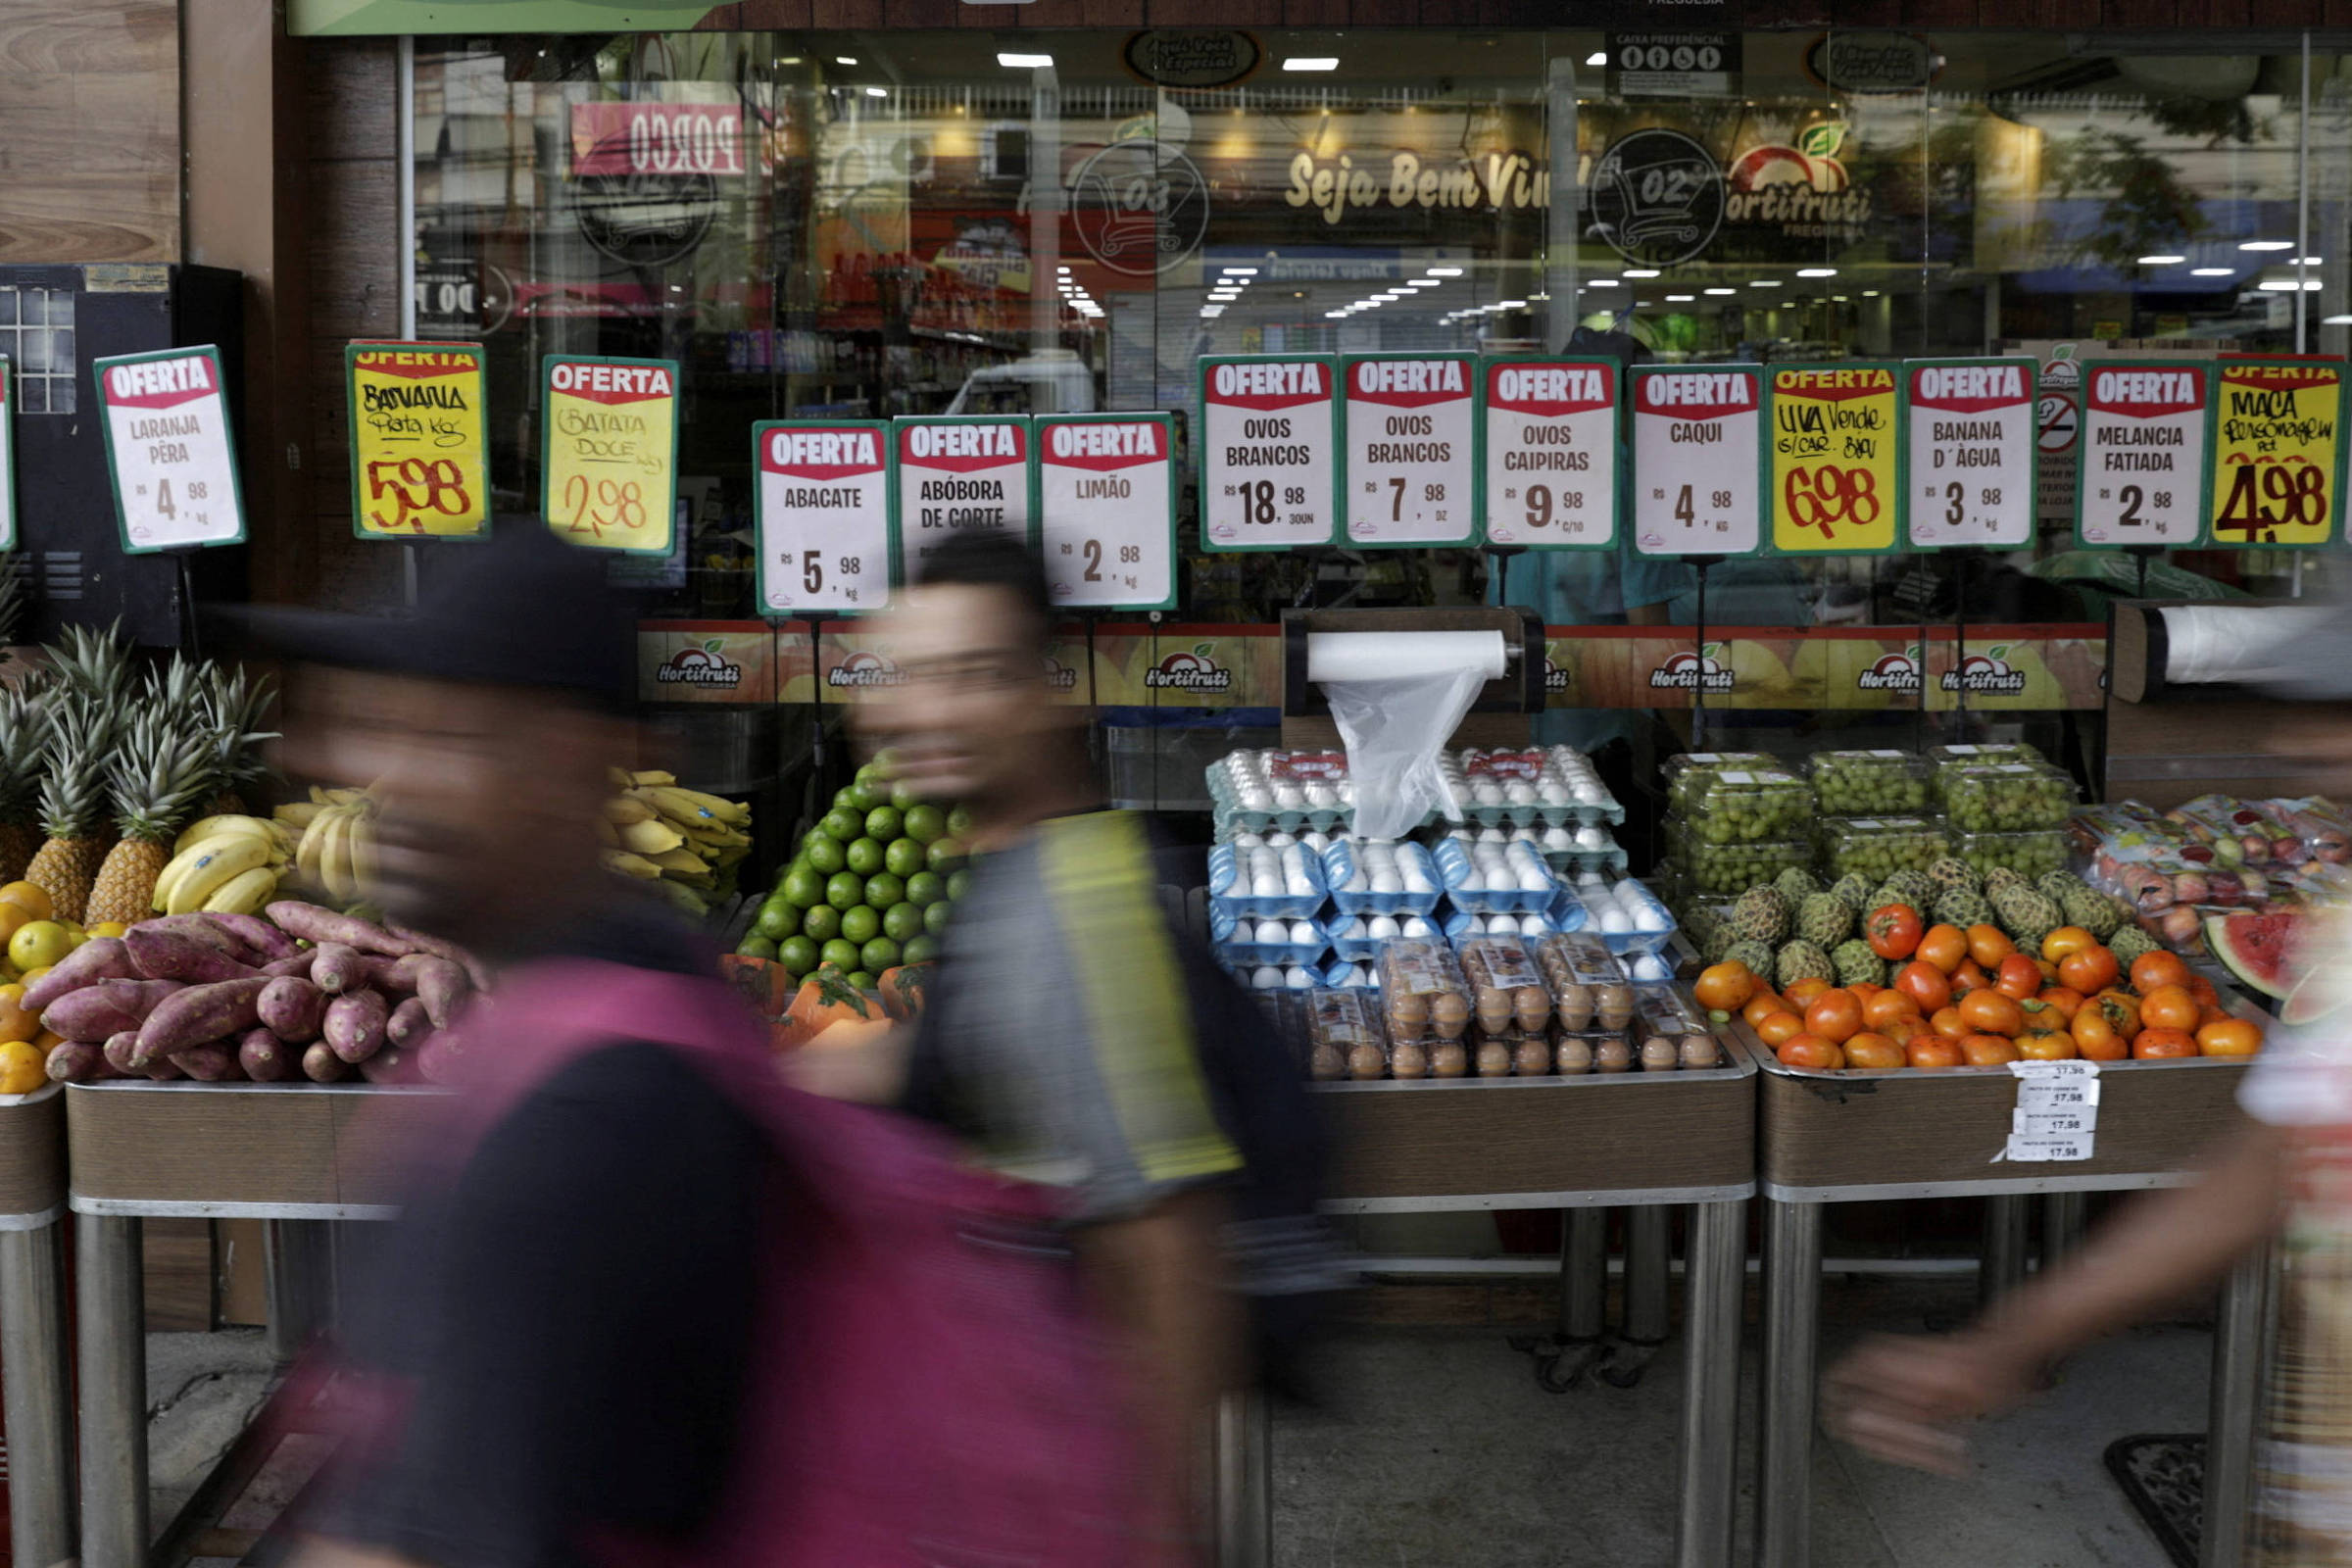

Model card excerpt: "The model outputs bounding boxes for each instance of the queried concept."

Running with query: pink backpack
[330,958,1143,1568]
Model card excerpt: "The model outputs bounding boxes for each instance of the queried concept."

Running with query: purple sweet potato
[102,1031,141,1076]
[43,979,186,1043]
[168,1043,237,1081]
[386,996,431,1049]
[200,912,299,961]
[386,924,493,993]
[357,1046,411,1085]
[260,952,316,979]
[125,925,261,985]
[266,902,407,956]
[363,955,419,995]
[258,976,328,1043]
[311,943,367,995]
[142,1057,183,1081]
[21,939,136,1011]
[145,914,250,957]
[301,1041,350,1082]
[416,1030,466,1084]
[411,957,471,1029]
[323,988,389,1063]
[237,1027,290,1083]
[130,978,270,1068]
[44,1042,102,1083]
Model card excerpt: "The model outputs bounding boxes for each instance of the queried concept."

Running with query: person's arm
[1825,1120,2286,1473]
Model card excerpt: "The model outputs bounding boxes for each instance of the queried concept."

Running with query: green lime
[822,808,863,843]
[864,806,904,842]
[755,901,801,942]
[849,779,885,812]
[928,838,967,872]
[846,970,876,992]
[825,871,865,911]
[947,807,973,837]
[891,780,923,812]
[885,837,926,878]
[903,934,940,965]
[906,871,946,907]
[859,936,901,972]
[804,833,847,875]
[846,837,886,875]
[820,939,862,971]
[924,900,955,935]
[735,934,778,960]
[883,902,924,943]
[801,904,841,943]
[946,869,972,901]
[864,871,906,909]
[903,805,947,845]
[778,936,819,974]
[781,866,826,908]
[839,906,880,946]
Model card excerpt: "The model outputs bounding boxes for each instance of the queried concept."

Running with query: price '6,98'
[1784,463,1881,539]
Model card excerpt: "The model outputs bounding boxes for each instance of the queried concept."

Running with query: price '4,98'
[366,458,474,534]
[2213,461,2328,540]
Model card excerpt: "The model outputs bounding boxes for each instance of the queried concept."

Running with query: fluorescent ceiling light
[1586,51,1607,65]
[2137,255,2185,265]
[1750,279,1781,288]
[2260,278,2325,291]
[2296,256,2325,266]
[1585,277,1618,287]
[2241,240,2294,252]
[863,86,887,97]
[1221,267,1258,276]
[1406,278,1441,288]
[1283,57,1340,72]
[1833,295,1849,302]
[1056,265,1071,273]
[1499,299,1528,309]
[1325,310,1348,318]
[1704,287,1736,296]
[1623,268,1660,278]
[778,57,803,65]
[997,52,1053,68]
[1426,267,1464,277]
[1863,290,1881,297]
[2192,267,2234,276]
[835,55,858,65]
[1797,267,1837,277]
[1665,294,1694,302]
[1200,306,1225,317]
[2326,315,2352,324]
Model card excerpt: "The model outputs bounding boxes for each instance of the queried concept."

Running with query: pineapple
[44,621,130,703]
[24,697,115,923]
[199,664,277,817]
[86,709,214,927]
[0,686,46,884]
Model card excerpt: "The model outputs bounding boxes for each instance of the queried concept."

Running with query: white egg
[1301,832,1329,854]
[1573,784,1605,805]
[1286,877,1315,901]
[1539,783,1571,806]
[1579,870,1605,886]
[1304,783,1338,809]
[1511,826,1540,842]
[1370,870,1402,895]
[1634,908,1669,933]
[1336,782,1355,804]
[1250,965,1286,989]
[1455,869,1486,893]
[1250,918,1285,944]
[1505,782,1537,805]
[1251,873,1282,898]
[1267,831,1297,850]
[1449,828,1476,843]
[1348,964,1376,988]
[1514,870,1547,894]
[1239,786,1271,810]
[1578,825,1609,849]
[1488,913,1520,936]
[1520,912,1552,936]
[1285,966,1315,990]
[1634,954,1672,982]
[1598,907,1632,934]
[1402,916,1437,939]
[1479,827,1507,844]
[1368,914,1401,941]
[1287,919,1317,946]
[1346,869,1371,894]
[1401,869,1434,895]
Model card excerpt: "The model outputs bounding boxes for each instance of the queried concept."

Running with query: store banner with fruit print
[1543,625,2105,710]
[1766,364,1900,557]
[1481,359,1619,549]
[541,355,679,555]
[1629,366,1763,556]
[348,342,491,540]
[1340,354,1477,547]
[2076,362,2212,547]
[1199,356,1338,552]
[637,623,777,706]
[1902,358,2037,549]
[1035,414,1177,611]
[2205,359,2346,550]
[754,420,893,615]
[96,346,248,555]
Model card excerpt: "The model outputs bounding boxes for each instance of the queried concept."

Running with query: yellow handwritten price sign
[1765,363,1901,557]
[346,341,490,540]
[540,354,679,555]
[2205,358,2345,550]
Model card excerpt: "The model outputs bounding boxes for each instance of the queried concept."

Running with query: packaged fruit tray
[1926,742,2045,804]
[1809,750,1931,816]
[1677,767,1813,846]
[1665,753,1779,815]
[1323,840,1444,916]
[1207,840,1329,920]
[1821,815,1951,881]
[1431,836,1559,913]
[1663,819,1812,897]
[1952,826,2070,880]
[1210,906,1331,968]
[1941,762,2078,834]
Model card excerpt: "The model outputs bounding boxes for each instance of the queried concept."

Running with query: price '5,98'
[798,553,864,597]
[366,458,474,533]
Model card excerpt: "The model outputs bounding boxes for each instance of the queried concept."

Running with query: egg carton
[1228,956,1327,992]
[1443,746,1627,827]
[1431,835,1561,914]
[1207,840,1330,921]
[1324,909,1446,962]
[1217,823,1344,857]
[1318,956,1381,990]
[1211,800,1354,837]
[1439,906,1573,944]
[1621,950,1679,985]
[1322,840,1445,916]
[1210,906,1331,968]
[1563,873,1679,956]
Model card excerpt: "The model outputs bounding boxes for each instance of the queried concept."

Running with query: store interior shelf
[67,1082,447,1215]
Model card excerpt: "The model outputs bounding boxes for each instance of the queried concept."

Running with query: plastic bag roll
[2160,605,2333,686]
[1306,630,1508,683]
[1310,630,1506,838]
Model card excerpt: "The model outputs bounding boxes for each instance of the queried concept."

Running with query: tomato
[2058,946,2120,996]
[2017,1029,2080,1061]
[1961,1034,2023,1066]
[1958,990,2025,1037]
[1894,960,1953,1014]
[2130,951,2192,994]
[1916,924,1970,975]
[1967,924,2016,969]
[2091,990,2142,1041]
[1741,991,1788,1029]
[1950,959,1993,996]
[1931,1005,1970,1041]
[2035,986,2085,1022]
[2072,1010,2128,1061]
[1864,989,1922,1032]
[2132,1026,2198,1060]
[2138,984,2200,1032]
[1866,905,1924,960]
[1782,978,1833,1010]
[1995,954,2043,1000]
[2198,1018,2264,1057]
[1843,1032,1906,1070]
[1777,1034,1846,1071]
[1805,990,1864,1045]
[1694,962,1757,1012]
[1755,1010,1806,1048]
[2040,926,2097,962]
[1906,1037,1964,1070]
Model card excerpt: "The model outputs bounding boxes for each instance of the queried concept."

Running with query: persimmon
[1694,962,1757,1012]
[1967,924,2016,968]
[1958,990,2025,1037]
[1864,989,1922,1031]
[1880,1014,1925,1048]
[1843,1032,1906,1070]
[1866,905,1923,960]
[2035,986,2086,1022]
[2130,951,2192,994]
[2071,1009,2128,1061]
[2040,926,2097,962]
[2035,956,2062,985]
[1777,1034,1846,1071]
[1961,1033,2023,1066]
[2198,1004,2231,1031]
[2138,985,2200,1033]
[2197,1018,2264,1057]
[1848,981,1885,1001]
[1995,954,2043,1000]
[1917,924,1970,974]
[1931,1005,1970,1041]
[2132,1027,2198,1060]
[2090,989,2142,1040]
[1805,990,1865,1044]
[1755,1010,1807,1047]
[2058,946,2120,996]
[2017,1029,2080,1061]
[1894,960,1953,1014]
[1782,977,1833,1009]
[1742,990,1788,1029]
[1950,959,1993,996]
[2186,974,2222,1009]
[1907,1037,1964,1070]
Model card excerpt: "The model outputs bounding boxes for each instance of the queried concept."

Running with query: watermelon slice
[2280,967,2346,1027]
[2206,911,2298,1000]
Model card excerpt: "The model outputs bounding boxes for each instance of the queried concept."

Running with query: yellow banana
[202,866,278,916]
[597,818,619,848]
[175,815,274,856]
[619,818,685,856]
[649,786,749,827]
[604,796,656,825]
[647,846,711,874]
[320,788,368,808]
[151,847,199,912]
[317,810,356,903]
[167,834,274,915]
[347,816,378,900]
[602,850,662,880]
[273,802,323,829]
[607,766,636,790]
[296,805,346,884]
[629,769,678,787]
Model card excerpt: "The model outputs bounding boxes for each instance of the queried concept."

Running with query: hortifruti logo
[1650,641,1735,694]
[827,650,906,690]
[1943,644,2029,696]
[1857,644,1922,694]
[656,638,744,689]
[1543,655,1569,696]
[1043,653,1081,693]
[1144,641,1235,693]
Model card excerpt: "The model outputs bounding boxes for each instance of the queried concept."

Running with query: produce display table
[1316,1044,1757,1568]
[1743,1030,2267,1568]
[0,1085,73,1568]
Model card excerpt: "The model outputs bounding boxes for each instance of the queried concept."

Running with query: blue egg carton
[1205,769,1356,836]
[1322,841,1445,917]
[1206,843,1329,920]
[1440,906,1565,943]
[1580,877,1680,958]
[1323,911,1446,961]
[1319,956,1378,989]
[1544,837,1632,877]
[1430,839,1561,914]
[1209,906,1330,968]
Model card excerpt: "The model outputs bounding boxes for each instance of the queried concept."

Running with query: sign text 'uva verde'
[1482,360,1619,550]
[1200,356,1339,551]
[1768,363,1900,557]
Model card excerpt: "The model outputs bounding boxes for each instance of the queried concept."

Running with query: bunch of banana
[155,813,295,916]
[599,769,751,915]
[277,786,380,904]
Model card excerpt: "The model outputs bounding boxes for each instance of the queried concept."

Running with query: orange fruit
[0,985,39,1047]
[2133,1026,2198,1060]
[2197,1018,2264,1057]
[2090,989,2142,1041]
[1917,924,1969,974]
[1894,960,1952,1015]
[1994,954,2043,1000]
[1755,1010,1806,1048]
[1880,1015,1925,1048]
[0,1040,41,1096]
[1907,1037,1964,1070]
[1961,1033,2022,1067]
[1843,1033,1905,1070]
[2058,946,2120,995]
[1782,978,1833,1009]
[2139,985,2200,1033]
[2072,1009,2128,1061]
[1777,1034,1846,1071]
[1694,962,1756,1013]
[1958,990,2024,1038]
[2129,951,2192,994]
[7,923,72,975]
[2040,926,2097,962]
[2017,1030,2079,1061]
[2186,975,2222,1009]
[1863,989,1921,1032]
[1950,958,1993,996]
[1805,990,1865,1045]
[1967,924,2016,968]
[2035,986,2085,1022]
[0,884,52,924]
[1742,991,1788,1029]
[1930,1005,1970,1041]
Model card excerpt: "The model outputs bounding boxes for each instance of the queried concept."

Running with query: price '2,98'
[560,474,648,539]
[366,458,474,533]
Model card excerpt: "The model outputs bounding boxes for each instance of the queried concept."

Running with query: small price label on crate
[1997,1059,2102,1162]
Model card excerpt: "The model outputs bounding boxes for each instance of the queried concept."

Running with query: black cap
[209,520,636,710]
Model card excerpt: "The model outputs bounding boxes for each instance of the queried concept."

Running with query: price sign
[346,341,491,541]
[1999,1060,2101,1163]
[0,357,15,553]
[1765,363,1900,557]
[1629,366,1763,554]
[2205,358,2345,550]
[1199,355,1337,551]
[541,355,679,555]
[1903,358,2037,549]
[1340,353,1477,546]
[892,416,1038,584]
[755,420,892,616]
[1037,414,1176,611]
[95,346,247,555]
[1480,358,1619,549]
[2076,361,2211,547]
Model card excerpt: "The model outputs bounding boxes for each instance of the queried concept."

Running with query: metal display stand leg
[1,1220,74,1568]
[1676,1200,1745,1568]
[2203,1243,2275,1568]
[2040,1192,2087,1268]
[1756,1200,1823,1568]
[264,1218,334,1361]
[1624,1204,1673,1346]
[1214,1389,1272,1568]
[1979,1194,2031,1307]
[76,1213,146,1568]
[1561,1206,1608,1342]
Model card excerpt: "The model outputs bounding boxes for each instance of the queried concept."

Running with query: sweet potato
[169,1043,237,1081]
[22,939,136,1011]
[143,914,246,955]
[357,1046,411,1085]
[142,1057,182,1081]
[125,926,260,986]
[201,912,300,961]
[416,1030,466,1084]
[260,952,316,979]
[363,955,419,995]
[258,977,328,1044]
[237,1028,290,1083]
[131,978,270,1068]
[311,943,367,996]
[386,996,431,1049]
[323,988,389,1063]
[266,903,408,956]
[301,1041,350,1082]
[386,924,492,992]
[44,979,185,1043]
[102,1031,140,1076]
[45,1042,103,1083]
